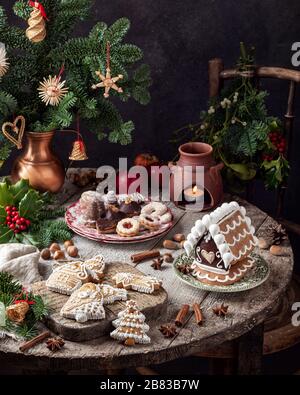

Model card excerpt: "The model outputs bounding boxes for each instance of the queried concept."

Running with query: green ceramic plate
[173,253,270,293]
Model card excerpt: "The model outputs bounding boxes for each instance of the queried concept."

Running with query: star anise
[159,323,177,338]
[151,257,164,270]
[213,303,229,317]
[177,263,192,275]
[46,337,65,352]
[269,224,287,246]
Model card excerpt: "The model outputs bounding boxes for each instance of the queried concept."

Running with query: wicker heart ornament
[2,115,25,149]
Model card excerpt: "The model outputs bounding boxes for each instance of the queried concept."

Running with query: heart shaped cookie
[201,249,215,264]
[2,115,25,149]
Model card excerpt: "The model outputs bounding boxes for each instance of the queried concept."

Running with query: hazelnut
[258,238,269,249]
[269,245,289,256]
[53,250,65,260]
[173,233,185,243]
[163,253,173,263]
[41,248,51,260]
[50,243,61,253]
[163,240,179,250]
[67,246,78,258]
[64,240,74,249]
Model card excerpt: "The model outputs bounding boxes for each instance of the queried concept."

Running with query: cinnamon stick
[131,250,160,264]
[175,304,189,327]
[19,331,51,353]
[193,303,203,325]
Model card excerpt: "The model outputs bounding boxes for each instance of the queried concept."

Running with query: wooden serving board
[31,262,168,342]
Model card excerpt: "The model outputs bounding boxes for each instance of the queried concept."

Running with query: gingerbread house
[183,201,258,285]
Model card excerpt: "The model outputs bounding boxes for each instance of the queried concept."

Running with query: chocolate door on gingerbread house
[195,232,227,272]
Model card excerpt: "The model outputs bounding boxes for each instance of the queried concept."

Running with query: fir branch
[0,272,22,296]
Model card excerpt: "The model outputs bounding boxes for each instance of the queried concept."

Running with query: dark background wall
[2,0,300,268]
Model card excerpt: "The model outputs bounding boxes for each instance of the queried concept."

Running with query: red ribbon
[77,140,85,152]
[13,289,35,306]
[76,115,84,152]
[56,63,65,82]
[28,1,49,21]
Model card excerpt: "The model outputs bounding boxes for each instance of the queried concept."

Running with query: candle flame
[192,185,198,194]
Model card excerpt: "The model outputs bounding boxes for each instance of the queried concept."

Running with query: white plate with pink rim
[65,200,174,244]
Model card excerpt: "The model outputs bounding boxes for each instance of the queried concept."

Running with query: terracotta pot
[11,131,65,193]
[170,142,224,211]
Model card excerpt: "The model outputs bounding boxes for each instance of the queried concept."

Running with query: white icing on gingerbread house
[183,201,258,274]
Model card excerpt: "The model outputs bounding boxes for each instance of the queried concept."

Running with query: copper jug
[11,131,65,193]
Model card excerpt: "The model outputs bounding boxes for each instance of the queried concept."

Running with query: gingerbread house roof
[184,201,258,269]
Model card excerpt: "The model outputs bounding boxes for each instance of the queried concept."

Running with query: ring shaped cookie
[141,202,168,217]
[159,211,172,224]
[140,214,161,230]
[116,218,140,237]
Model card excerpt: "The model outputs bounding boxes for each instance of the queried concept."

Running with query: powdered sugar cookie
[159,210,172,224]
[141,202,168,217]
[139,213,161,231]
[116,218,140,237]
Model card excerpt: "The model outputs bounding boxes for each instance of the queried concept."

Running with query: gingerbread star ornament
[91,42,123,98]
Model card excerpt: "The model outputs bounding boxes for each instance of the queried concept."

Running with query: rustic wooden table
[0,177,294,375]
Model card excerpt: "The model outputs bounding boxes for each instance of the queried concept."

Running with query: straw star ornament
[38,74,68,106]
[91,42,123,98]
[0,46,9,77]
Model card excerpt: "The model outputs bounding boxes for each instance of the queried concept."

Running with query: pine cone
[269,224,287,246]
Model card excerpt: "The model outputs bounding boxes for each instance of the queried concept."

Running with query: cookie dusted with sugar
[183,201,258,286]
[60,282,127,323]
[46,255,105,295]
[113,272,162,294]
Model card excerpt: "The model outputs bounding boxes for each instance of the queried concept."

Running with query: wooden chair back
[208,58,300,224]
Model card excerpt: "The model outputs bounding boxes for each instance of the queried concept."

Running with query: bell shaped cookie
[60,282,127,323]
[46,255,105,295]
[60,283,105,323]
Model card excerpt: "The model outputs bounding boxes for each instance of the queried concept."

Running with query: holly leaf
[227,163,256,180]
[19,190,43,220]
[0,182,14,207]
[21,232,40,246]
[0,206,7,225]
[9,179,30,204]
[0,225,13,244]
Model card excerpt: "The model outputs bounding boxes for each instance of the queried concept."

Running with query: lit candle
[183,185,204,203]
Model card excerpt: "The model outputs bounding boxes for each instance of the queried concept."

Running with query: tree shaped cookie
[110,300,151,345]
[46,255,105,295]
[112,272,162,294]
[60,282,127,323]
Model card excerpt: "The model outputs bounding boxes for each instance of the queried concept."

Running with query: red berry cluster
[5,206,30,234]
[262,154,273,162]
[269,131,286,153]
[262,131,286,162]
